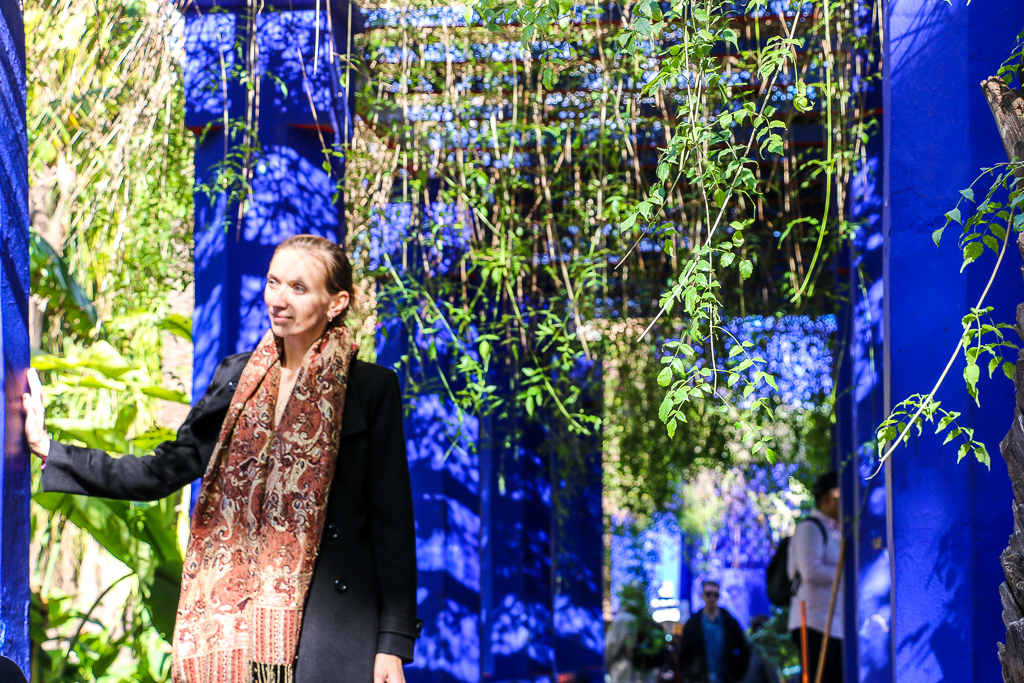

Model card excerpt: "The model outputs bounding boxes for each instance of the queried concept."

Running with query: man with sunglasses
[678,580,750,683]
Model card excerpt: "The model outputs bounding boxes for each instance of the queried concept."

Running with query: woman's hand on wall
[22,369,50,460]
[374,653,405,683]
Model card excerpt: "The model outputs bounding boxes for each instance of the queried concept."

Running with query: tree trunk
[982,75,1024,683]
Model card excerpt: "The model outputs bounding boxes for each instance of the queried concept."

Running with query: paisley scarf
[172,325,356,683]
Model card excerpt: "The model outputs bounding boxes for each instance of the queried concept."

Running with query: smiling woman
[23,235,421,683]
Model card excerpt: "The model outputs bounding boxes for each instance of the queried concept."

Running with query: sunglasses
[703,591,719,598]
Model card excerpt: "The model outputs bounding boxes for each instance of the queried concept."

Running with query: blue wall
[0,0,30,668]
[885,1,1024,681]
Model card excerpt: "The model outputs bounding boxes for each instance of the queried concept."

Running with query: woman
[23,235,420,683]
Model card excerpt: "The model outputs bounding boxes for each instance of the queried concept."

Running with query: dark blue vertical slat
[835,14,891,676]
[551,362,605,682]
[377,313,483,683]
[0,0,29,668]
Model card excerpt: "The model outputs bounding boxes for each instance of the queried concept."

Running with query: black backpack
[766,517,827,607]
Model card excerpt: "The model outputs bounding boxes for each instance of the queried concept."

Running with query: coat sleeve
[364,369,421,662]
[40,360,234,501]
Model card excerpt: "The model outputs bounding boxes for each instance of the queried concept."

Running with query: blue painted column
[834,27,891,677]
[0,0,30,669]
[885,1,1024,681]
[371,199,484,683]
[372,201,604,682]
[183,2,359,395]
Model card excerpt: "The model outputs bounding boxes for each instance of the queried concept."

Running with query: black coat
[678,607,750,683]
[41,353,421,683]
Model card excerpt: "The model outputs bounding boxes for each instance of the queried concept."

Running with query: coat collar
[200,354,368,437]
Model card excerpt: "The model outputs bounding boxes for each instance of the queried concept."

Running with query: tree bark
[982,75,1024,683]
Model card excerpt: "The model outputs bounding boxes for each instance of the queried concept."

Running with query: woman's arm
[34,360,236,502]
[364,368,421,662]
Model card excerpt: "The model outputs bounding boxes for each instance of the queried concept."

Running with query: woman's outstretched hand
[22,369,50,460]
[373,653,405,683]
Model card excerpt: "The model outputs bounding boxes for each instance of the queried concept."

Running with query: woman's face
[264,248,348,344]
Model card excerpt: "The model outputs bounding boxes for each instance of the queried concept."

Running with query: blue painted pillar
[835,39,891,681]
[885,1,1024,681]
[370,200,483,683]
[183,1,360,394]
[373,201,604,682]
[0,0,30,669]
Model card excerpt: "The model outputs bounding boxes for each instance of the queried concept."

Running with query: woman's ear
[329,291,350,319]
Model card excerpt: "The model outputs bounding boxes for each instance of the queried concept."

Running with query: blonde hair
[274,235,356,323]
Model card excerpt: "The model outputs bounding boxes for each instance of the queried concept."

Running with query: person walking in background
[678,580,750,683]
[788,472,843,682]
[740,615,780,683]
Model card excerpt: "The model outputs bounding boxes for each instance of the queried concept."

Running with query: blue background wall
[885,1,1024,680]
[0,0,30,669]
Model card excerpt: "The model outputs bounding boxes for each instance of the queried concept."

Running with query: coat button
[325,524,340,540]
[334,579,348,594]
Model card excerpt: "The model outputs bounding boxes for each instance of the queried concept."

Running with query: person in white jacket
[787,471,843,682]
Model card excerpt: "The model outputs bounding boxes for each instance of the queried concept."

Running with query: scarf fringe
[252,662,295,683]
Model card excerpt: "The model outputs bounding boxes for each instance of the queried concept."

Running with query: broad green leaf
[159,314,193,343]
[77,341,131,379]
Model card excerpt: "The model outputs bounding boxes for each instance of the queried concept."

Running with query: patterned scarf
[172,325,356,683]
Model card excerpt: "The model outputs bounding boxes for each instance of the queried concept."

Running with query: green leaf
[114,405,137,435]
[658,394,672,423]
[1004,361,1017,379]
[946,208,962,224]
[77,341,132,379]
[961,241,984,270]
[960,188,974,202]
[131,428,178,452]
[140,385,189,403]
[975,442,991,468]
[932,227,945,246]
[964,363,980,386]
[739,260,753,280]
[159,314,193,343]
[657,367,673,387]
